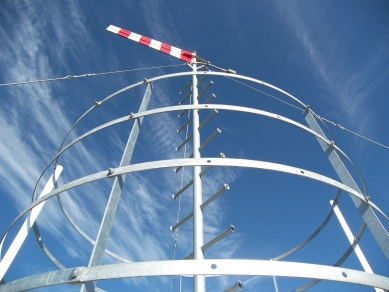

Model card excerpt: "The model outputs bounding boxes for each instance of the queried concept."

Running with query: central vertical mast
[191,52,205,292]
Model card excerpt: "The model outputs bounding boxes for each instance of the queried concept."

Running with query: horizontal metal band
[3,158,387,245]
[98,71,309,110]
[37,104,365,201]
[1,260,389,291]
[271,190,342,262]
[45,70,312,200]
[35,103,357,206]
[65,104,352,163]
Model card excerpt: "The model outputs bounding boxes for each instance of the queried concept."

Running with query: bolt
[70,269,79,279]
[108,168,115,175]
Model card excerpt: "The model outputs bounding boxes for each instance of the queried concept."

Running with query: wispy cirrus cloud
[0,0,114,263]
[273,1,389,132]
[0,1,241,291]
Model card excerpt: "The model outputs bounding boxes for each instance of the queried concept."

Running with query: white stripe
[128,32,141,42]
[170,46,182,59]
[149,39,162,50]
[0,166,63,281]
[106,25,121,34]
[330,201,384,292]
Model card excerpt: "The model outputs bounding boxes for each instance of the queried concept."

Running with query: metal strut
[304,110,389,260]
[80,84,152,292]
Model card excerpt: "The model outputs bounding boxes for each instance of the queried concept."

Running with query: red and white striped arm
[107,25,192,63]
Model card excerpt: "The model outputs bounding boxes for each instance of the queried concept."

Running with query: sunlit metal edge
[30,104,357,265]
[32,70,311,202]
[33,103,364,207]
[4,158,387,246]
[293,222,367,291]
[30,103,355,269]
[271,190,343,261]
[1,260,389,291]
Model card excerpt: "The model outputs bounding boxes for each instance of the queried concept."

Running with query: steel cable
[0,64,185,87]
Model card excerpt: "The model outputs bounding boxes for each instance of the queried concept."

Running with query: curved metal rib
[272,190,343,261]
[30,73,370,249]
[33,103,350,265]
[33,106,96,202]
[31,104,368,211]
[32,223,66,270]
[1,259,389,292]
[4,158,387,245]
[293,222,367,292]
[31,224,107,292]
[56,194,132,263]
[31,70,312,203]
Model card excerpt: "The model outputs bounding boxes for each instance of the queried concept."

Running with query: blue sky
[0,1,389,291]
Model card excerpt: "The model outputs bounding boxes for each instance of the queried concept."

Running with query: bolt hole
[207,160,211,163]
[211,264,217,269]
[277,115,280,118]
[205,105,208,107]
[300,171,304,174]
[342,272,347,278]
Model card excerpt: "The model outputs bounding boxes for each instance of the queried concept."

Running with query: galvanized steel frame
[1,70,389,292]
[4,158,388,238]
[1,260,389,291]
[304,110,389,260]
[29,103,361,270]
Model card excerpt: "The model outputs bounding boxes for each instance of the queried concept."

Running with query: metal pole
[191,52,205,292]
[81,84,152,292]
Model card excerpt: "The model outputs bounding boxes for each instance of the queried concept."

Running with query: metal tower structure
[1,25,389,291]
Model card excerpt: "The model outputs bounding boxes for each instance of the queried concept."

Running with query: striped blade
[107,25,192,62]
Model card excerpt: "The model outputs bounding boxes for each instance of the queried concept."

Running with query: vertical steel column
[81,84,152,292]
[304,110,389,260]
[191,53,205,292]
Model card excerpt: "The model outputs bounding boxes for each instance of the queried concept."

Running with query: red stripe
[160,43,171,55]
[112,26,192,62]
[139,36,151,46]
[180,50,192,62]
[118,29,130,38]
